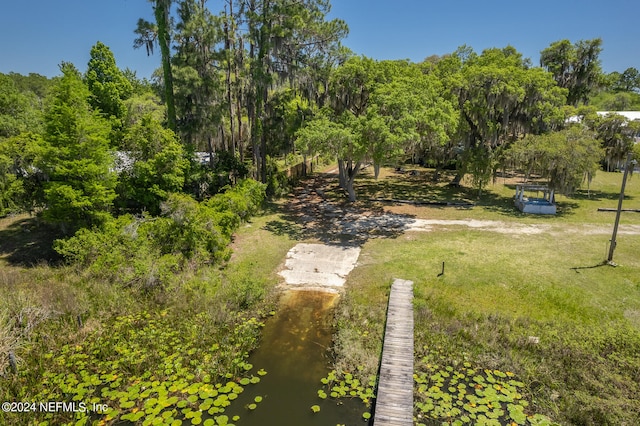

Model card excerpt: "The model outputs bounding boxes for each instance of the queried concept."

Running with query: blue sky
[1,0,639,79]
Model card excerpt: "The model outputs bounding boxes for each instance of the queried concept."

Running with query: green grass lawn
[352,165,640,226]
[329,167,640,425]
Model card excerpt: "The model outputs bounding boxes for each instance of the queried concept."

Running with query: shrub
[54,181,266,290]
[0,152,23,216]
[153,193,234,263]
[116,114,189,214]
[265,156,290,198]
[206,178,266,221]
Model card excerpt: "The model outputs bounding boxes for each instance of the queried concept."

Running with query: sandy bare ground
[278,243,361,290]
[405,219,640,235]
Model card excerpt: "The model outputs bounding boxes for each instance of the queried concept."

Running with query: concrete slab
[278,243,361,288]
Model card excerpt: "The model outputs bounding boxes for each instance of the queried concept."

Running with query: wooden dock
[373,278,414,426]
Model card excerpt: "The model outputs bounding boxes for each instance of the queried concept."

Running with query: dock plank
[373,278,414,426]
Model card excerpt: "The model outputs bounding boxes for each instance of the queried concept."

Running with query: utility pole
[607,152,635,264]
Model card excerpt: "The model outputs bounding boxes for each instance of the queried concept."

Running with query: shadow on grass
[570,261,614,272]
[0,215,63,266]
[357,169,473,206]
[571,188,633,202]
[264,167,603,244]
[360,170,581,219]
[263,173,416,246]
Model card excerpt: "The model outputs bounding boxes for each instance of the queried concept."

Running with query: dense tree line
[134,0,347,184]
[2,0,640,227]
[0,38,266,276]
[295,39,638,199]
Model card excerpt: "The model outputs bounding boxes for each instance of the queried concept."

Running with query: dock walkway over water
[373,278,414,426]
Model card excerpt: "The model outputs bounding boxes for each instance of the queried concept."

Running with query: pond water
[229,289,365,425]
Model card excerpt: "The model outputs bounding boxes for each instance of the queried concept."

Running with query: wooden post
[8,351,17,374]
[607,152,633,264]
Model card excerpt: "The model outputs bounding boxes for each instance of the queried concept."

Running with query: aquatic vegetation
[316,369,376,408]
[20,310,267,425]
[414,347,560,425]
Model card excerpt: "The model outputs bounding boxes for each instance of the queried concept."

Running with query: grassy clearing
[352,165,640,226]
[330,166,640,425]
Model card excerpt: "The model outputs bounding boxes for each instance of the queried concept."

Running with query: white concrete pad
[278,243,361,287]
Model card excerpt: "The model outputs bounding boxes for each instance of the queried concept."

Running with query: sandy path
[405,218,640,235]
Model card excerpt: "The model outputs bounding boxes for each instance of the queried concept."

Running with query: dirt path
[405,219,640,235]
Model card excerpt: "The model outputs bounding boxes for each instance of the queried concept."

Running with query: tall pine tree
[39,63,116,232]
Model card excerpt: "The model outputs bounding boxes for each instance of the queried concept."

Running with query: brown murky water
[230,289,364,425]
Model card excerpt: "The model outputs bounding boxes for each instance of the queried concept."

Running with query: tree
[38,63,116,232]
[134,18,158,56]
[116,113,188,214]
[0,74,42,138]
[585,113,640,171]
[328,55,377,117]
[86,42,133,145]
[0,132,44,215]
[505,126,602,195]
[5,72,52,100]
[263,88,312,158]
[590,90,640,111]
[0,145,22,216]
[122,68,153,96]
[369,63,458,178]
[243,0,348,182]
[124,92,166,128]
[326,56,377,190]
[296,114,361,200]
[299,58,457,200]
[540,38,603,106]
[607,67,640,93]
[86,42,132,118]
[172,0,223,148]
[452,46,566,192]
[134,1,177,131]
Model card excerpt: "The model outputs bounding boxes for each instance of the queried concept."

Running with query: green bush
[54,180,266,289]
[116,114,189,214]
[207,178,266,221]
[0,152,23,216]
[220,268,267,310]
[184,151,250,200]
[265,156,290,198]
[154,193,234,263]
